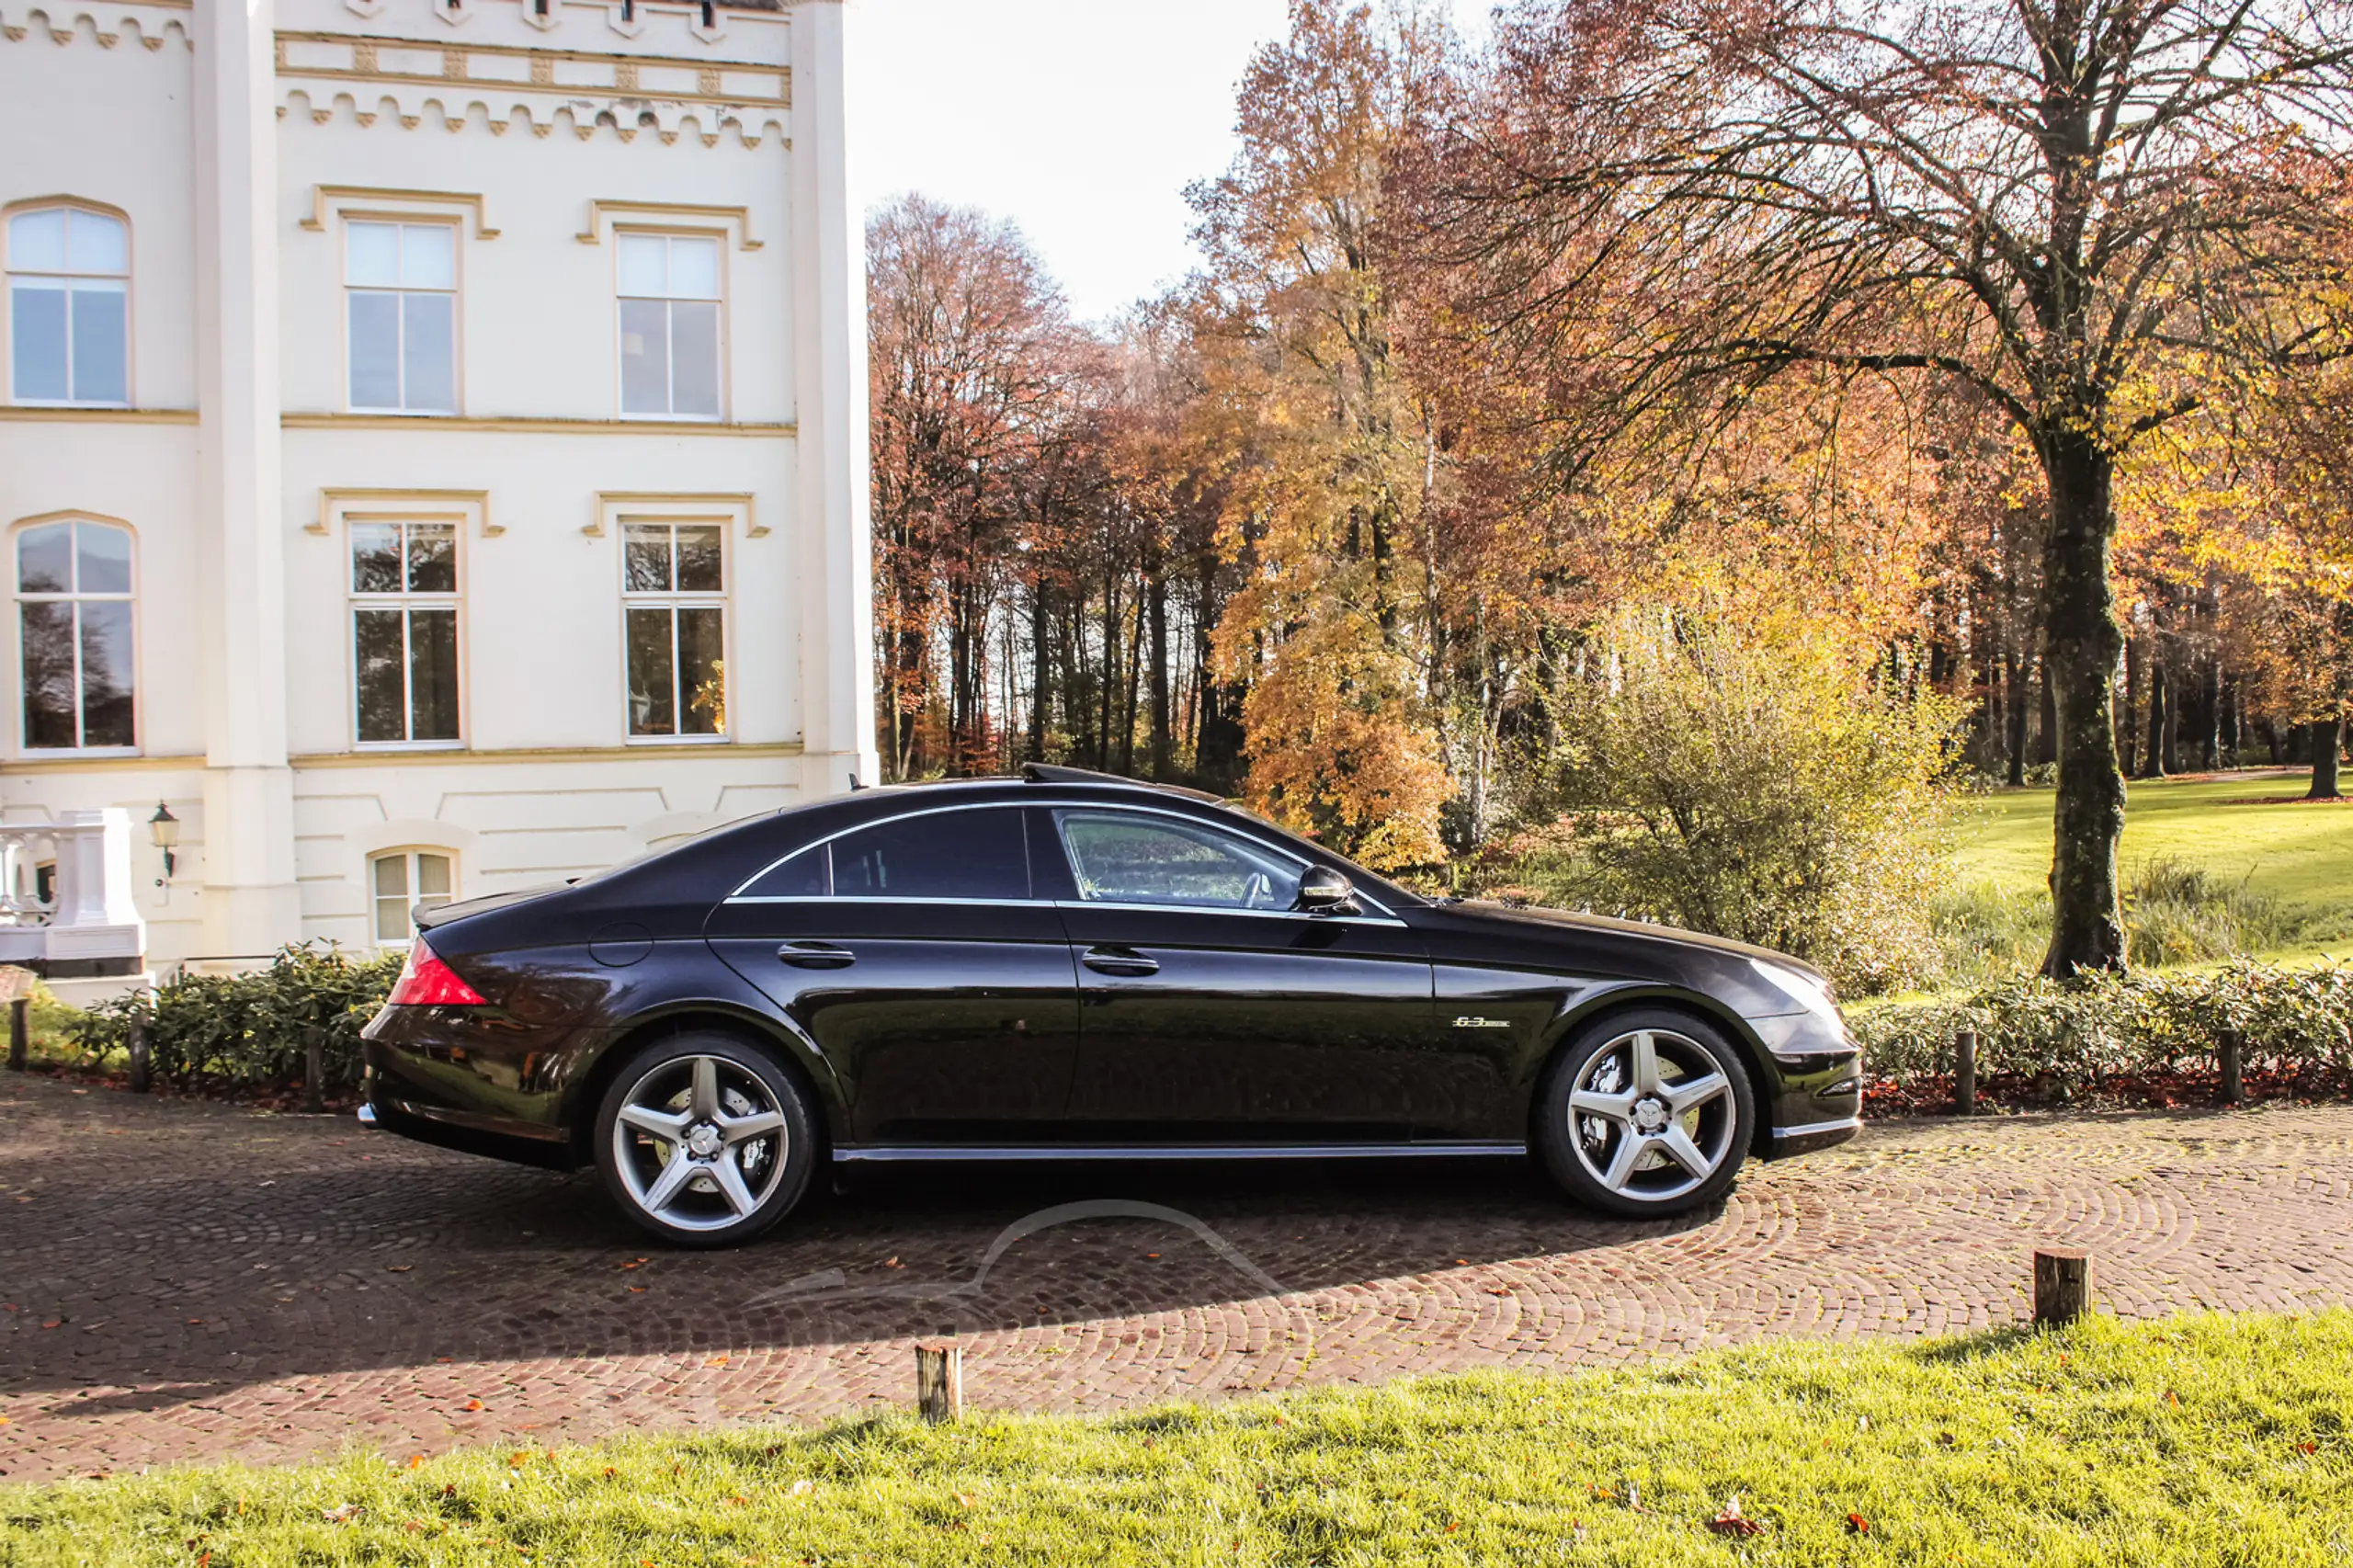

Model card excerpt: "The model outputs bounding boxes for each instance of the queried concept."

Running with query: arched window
[16,517,135,751]
[6,204,129,406]
[370,849,455,944]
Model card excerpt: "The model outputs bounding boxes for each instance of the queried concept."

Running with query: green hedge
[1850,960,2353,1093]
[72,944,403,1096]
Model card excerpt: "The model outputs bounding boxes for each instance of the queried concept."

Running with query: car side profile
[360,766,1862,1245]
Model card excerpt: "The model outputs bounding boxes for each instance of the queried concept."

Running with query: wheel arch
[1525,984,1777,1161]
[563,1002,846,1166]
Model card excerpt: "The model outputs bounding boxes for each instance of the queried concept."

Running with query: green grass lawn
[7,1312,2351,1566]
[1940,769,2353,974]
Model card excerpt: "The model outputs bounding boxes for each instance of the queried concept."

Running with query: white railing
[0,809,147,970]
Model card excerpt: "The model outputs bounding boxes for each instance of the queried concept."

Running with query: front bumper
[1749,1009,1863,1158]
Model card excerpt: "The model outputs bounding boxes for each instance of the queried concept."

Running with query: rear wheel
[593,1031,816,1247]
[1534,1009,1753,1218]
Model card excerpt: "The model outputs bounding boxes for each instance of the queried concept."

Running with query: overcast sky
[844,0,1494,324]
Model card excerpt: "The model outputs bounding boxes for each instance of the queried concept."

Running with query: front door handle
[778,940,856,970]
[1082,945,1159,977]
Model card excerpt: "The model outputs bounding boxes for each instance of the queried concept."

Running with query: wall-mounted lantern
[148,802,179,882]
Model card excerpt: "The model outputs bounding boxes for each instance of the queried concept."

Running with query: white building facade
[0,0,877,991]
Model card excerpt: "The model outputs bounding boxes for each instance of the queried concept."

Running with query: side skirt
[833,1142,1528,1164]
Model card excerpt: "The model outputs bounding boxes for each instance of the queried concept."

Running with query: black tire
[592,1030,817,1248]
[1533,1007,1755,1219]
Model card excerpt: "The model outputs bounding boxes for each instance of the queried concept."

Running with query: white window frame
[613,228,727,422]
[347,516,465,750]
[369,847,456,947]
[10,513,139,756]
[619,517,731,744]
[5,201,132,409]
[342,218,460,415]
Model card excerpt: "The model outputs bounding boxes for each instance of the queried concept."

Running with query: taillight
[387,939,488,1006]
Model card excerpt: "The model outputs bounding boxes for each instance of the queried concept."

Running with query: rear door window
[740,806,1031,901]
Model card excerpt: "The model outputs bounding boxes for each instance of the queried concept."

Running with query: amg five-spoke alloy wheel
[593,1032,816,1246]
[1535,1009,1754,1218]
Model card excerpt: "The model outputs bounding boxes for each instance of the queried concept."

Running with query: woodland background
[864,0,2353,996]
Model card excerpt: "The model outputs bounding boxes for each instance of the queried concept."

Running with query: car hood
[1430,900,1830,985]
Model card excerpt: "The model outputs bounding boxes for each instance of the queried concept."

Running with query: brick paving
[4,1074,2350,1485]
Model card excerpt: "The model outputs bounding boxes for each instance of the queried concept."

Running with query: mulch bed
[1865,1069,2344,1117]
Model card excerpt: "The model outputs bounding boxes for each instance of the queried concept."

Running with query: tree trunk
[1148,577,1171,779]
[2312,716,2344,801]
[2005,650,2029,787]
[2037,436,2129,977]
[1028,579,1050,763]
[2141,660,2168,779]
[2033,656,2058,767]
[2120,631,2141,774]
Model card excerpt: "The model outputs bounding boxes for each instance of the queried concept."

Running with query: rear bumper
[362,1069,581,1170]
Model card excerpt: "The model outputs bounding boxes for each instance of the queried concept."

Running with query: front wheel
[1534,1009,1754,1219]
[593,1032,817,1247]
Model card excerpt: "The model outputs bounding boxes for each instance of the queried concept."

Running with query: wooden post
[6,996,26,1072]
[302,1027,324,1114]
[1954,1029,1978,1116]
[915,1342,962,1424]
[128,1016,151,1095]
[2219,1031,2243,1106]
[2033,1248,2093,1327]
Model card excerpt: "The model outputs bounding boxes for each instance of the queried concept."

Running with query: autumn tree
[1404,0,2353,972]
[867,196,1078,778]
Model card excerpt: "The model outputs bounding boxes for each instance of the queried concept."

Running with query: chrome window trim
[725,894,1036,909]
[727,796,1405,923]
[833,1141,1525,1164]
[1052,898,1407,929]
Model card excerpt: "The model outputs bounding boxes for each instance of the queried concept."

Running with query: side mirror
[1295,866,1359,915]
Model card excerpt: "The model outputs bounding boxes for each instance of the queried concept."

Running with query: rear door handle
[778,941,856,970]
[1082,945,1159,977]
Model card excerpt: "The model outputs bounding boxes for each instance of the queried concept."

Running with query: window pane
[18,602,78,748]
[74,523,131,596]
[77,598,134,747]
[408,608,460,742]
[1058,812,1299,908]
[668,237,720,299]
[677,605,724,735]
[400,223,455,290]
[350,522,403,594]
[373,856,409,944]
[406,523,456,594]
[400,292,456,412]
[348,291,401,408]
[17,524,72,595]
[354,608,408,742]
[416,853,452,899]
[69,282,126,403]
[10,282,68,402]
[622,523,672,592]
[617,233,667,296]
[65,210,127,275]
[347,222,400,287]
[831,809,1029,901]
[675,525,723,592]
[625,606,676,735]
[9,209,67,272]
[670,300,720,417]
[743,844,828,897]
[619,297,669,414]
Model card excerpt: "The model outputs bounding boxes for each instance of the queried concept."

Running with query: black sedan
[361,766,1861,1245]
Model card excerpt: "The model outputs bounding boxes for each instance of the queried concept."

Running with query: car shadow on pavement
[0,1081,1728,1406]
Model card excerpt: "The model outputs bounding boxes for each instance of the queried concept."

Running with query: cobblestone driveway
[5,1076,2350,1484]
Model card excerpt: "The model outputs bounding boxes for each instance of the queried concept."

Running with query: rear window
[739,806,1030,901]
